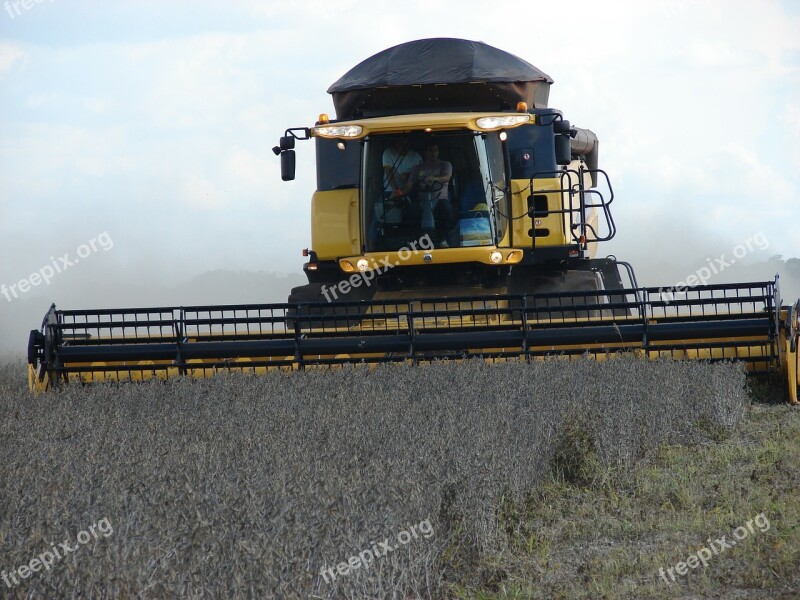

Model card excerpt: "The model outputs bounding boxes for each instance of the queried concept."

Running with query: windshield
[363,131,508,253]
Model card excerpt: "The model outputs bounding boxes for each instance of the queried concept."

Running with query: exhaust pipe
[570,127,599,186]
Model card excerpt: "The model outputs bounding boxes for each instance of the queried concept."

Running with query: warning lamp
[339,260,356,273]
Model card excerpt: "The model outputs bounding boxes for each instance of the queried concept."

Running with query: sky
[1,0,799,350]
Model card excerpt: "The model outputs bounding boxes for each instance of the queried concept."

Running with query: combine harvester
[27,39,799,402]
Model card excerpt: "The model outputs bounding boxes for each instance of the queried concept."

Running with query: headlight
[313,125,363,138]
[356,258,369,271]
[475,115,531,131]
[490,251,503,264]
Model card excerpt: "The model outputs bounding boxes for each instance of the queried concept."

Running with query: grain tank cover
[327,38,553,120]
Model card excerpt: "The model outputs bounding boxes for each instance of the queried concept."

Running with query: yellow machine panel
[510,177,568,247]
[311,189,360,260]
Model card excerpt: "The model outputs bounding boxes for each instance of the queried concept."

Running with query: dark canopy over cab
[327,38,553,119]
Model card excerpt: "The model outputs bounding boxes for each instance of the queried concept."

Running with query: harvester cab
[278,115,620,305]
[26,38,799,403]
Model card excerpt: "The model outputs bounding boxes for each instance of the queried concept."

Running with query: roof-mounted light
[475,114,531,131]
[313,124,363,138]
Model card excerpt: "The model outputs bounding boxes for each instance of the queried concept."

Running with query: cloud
[0,43,25,77]
[244,0,358,21]
[178,172,224,210]
[685,40,758,69]
[781,102,800,170]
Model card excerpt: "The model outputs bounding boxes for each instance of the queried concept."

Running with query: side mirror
[273,136,296,156]
[554,134,572,166]
[553,119,571,134]
[281,150,296,181]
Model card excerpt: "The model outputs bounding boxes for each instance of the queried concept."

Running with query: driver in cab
[397,142,453,247]
[397,142,452,200]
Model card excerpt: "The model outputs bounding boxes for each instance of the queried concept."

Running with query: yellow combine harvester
[26,39,799,402]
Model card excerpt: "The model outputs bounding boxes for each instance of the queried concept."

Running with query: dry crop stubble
[0,357,751,598]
